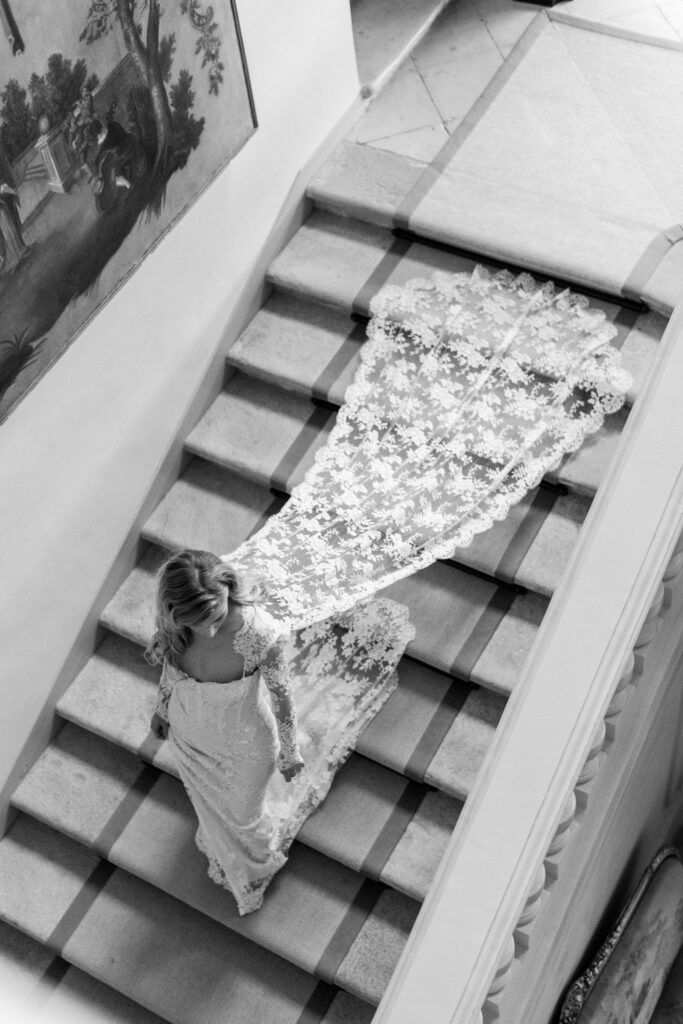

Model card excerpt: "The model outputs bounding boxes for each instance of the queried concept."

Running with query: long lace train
[230,266,630,630]
[159,265,631,911]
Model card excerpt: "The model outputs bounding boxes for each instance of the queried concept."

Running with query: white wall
[0,0,360,824]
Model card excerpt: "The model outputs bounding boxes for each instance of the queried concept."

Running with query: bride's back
[178,605,250,684]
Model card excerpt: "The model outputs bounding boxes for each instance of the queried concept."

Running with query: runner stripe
[39,956,71,989]
[405,680,470,782]
[41,761,161,974]
[622,224,683,304]
[45,859,116,956]
[270,404,336,493]
[494,487,557,587]
[249,493,288,538]
[609,304,641,352]
[316,878,384,982]
[451,588,516,680]
[294,981,338,1024]
[94,764,161,858]
[361,780,425,879]
[311,322,366,405]
[352,236,412,317]
[393,12,550,233]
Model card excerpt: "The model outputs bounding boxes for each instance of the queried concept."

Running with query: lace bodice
[153,603,302,771]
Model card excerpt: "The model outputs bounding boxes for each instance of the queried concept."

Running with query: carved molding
[475,562,680,1018]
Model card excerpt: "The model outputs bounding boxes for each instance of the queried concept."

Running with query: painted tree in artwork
[80,0,223,169]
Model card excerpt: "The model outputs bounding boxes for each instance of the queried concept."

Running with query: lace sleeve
[259,638,303,772]
[153,663,173,724]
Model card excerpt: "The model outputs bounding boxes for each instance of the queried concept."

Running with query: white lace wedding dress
[154,266,631,913]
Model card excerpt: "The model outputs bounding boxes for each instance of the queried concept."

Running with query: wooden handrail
[374,296,683,1024]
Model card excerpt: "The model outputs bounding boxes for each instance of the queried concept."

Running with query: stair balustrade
[374,296,683,1024]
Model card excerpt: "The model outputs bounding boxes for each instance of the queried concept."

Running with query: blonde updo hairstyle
[145,549,266,667]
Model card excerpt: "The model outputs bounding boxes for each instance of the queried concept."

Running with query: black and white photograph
[1,1,683,1022]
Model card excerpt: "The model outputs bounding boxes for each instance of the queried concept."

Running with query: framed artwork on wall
[0,0,257,424]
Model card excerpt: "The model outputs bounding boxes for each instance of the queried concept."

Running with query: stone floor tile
[413,0,497,69]
[478,4,537,50]
[606,5,681,34]
[568,0,664,20]
[659,1,683,38]
[352,0,450,87]
[418,49,504,123]
[354,60,441,143]
[371,121,449,162]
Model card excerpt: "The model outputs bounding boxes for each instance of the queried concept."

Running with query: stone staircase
[0,141,665,1023]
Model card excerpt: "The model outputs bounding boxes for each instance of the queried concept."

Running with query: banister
[374,294,683,1024]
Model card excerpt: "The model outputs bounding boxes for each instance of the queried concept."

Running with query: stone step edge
[10,791,395,1007]
[11,718,428,1004]
[53,688,467,875]
[0,817,375,1022]
[305,151,649,318]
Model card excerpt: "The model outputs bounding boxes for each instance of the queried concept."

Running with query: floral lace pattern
[154,266,631,914]
[232,604,303,771]
[229,266,631,631]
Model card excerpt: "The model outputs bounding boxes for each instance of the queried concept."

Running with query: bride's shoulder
[245,603,284,645]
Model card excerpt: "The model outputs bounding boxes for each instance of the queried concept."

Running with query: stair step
[59,631,493,801]
[146,455,590,600]
[199,347,623,507]
[100,544,543,697]
[185,372,334,494]
[227,292,364,408]
[12,723,421,1003]
[308,140,672,353]
[264,210,642,495]
[0,915,169,1024]
[0,816,377,1022]
[57,638,467,884]
[215,307,593,598]
[142,459,282,556]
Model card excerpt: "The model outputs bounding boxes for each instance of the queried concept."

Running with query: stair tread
[12,723,420,1003]
[157,449,587,602]
[59,632,490,800]
[0,916,169,1024]
[227,292,364,408]
[185,373,334,493]
[308,139,425,228]
[56,637,466,885]
[100,545,543,696]
[0,816,377,1022]
[142,459,280,555]
[265,209,642,495]
[199,347,619,508]
[308,140,672,342]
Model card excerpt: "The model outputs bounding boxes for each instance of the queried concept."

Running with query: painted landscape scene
[0,0,256,423]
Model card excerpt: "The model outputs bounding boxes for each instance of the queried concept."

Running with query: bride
[146,550,305,914]
[146,266,632,914]
[146,548,412,915]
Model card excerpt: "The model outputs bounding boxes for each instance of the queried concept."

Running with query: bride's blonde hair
[145,549,266,667]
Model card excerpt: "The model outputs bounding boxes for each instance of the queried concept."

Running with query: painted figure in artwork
[0,175,28,273]
[0,0,255,422]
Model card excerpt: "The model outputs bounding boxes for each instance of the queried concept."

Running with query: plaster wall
[0,0,360,823]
